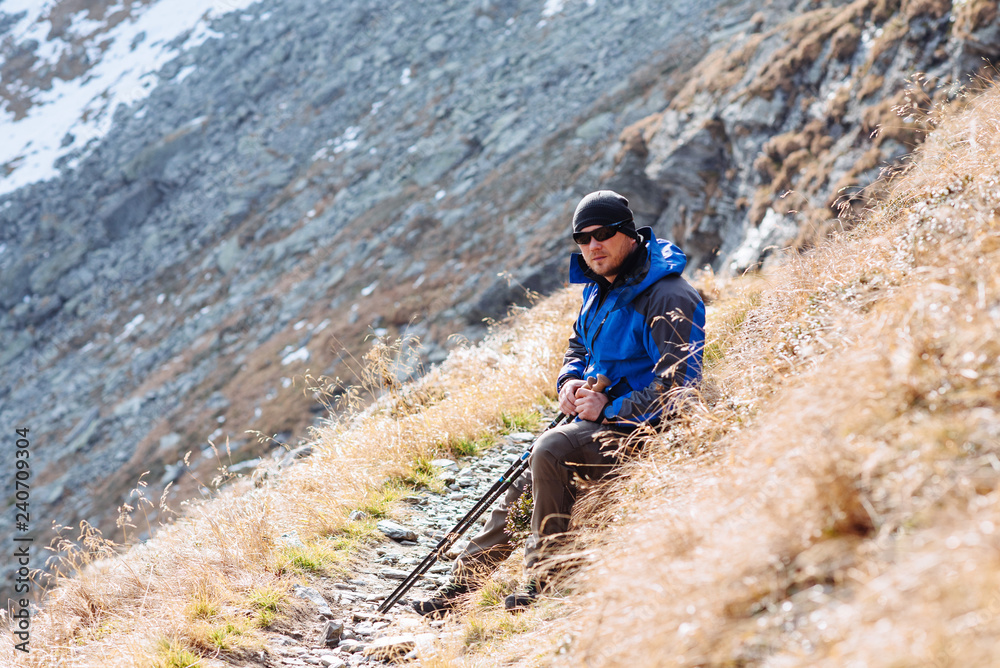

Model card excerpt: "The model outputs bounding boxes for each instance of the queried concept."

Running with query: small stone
[352,611,382,622]
[380,568,409,580]
[280,531,306,549]
[350,510,369,522]
[429,458,458,469]
[362,635,416,661]
[508,432,534,442]
[292,585,335,619]
[338,639,366,654]
[323,620,344,647]
[377,520,418,542]
[318,655,346,668]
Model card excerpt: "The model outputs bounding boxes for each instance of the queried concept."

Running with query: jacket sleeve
[556,319,588,392]
[608,280,705,422]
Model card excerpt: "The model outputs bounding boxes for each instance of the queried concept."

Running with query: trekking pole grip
[586,374,611,393]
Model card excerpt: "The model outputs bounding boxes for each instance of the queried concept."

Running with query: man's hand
[574,386,610,422]
[558,379,587,415]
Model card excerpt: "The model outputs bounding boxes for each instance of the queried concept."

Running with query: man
[414,190,705,615]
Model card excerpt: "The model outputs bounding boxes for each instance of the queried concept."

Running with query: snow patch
[171,64,198,83]
[541,0,566,17]
[0,0,260,196]
[332,126,362,154]
[114,313,146,343]
[281,346,310,366]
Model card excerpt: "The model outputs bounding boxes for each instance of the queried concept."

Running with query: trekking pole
[378,374,611,614]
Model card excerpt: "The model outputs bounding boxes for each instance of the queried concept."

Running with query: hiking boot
[412,582,470,618]
[503,580,540,613]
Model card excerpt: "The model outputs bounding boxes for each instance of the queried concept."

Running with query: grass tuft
[148,639,202,668]
[500,409,543,433]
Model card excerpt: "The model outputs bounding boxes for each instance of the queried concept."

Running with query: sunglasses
[572,219,631,245]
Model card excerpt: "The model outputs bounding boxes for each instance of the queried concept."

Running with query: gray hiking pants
[451,420,630,585]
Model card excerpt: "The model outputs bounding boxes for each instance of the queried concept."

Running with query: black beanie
[572,190,636,237]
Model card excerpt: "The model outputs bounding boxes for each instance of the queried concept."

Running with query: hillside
[4,0,1000,665]
[3,0,1000,597]
[7,76,1000,668]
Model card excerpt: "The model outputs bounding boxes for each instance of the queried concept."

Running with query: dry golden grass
[425,82,1000,667]
[11,59,1000,668]
[0,292,577,666]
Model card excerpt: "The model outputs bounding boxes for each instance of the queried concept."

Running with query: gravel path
[258,427,542,667]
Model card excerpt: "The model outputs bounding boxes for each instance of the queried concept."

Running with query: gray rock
[322,620,344,647]
[64,409,101,456]
[362,635,416,661]
[29,242,88,295]
[379,568,410,580]
[227,457,261,474]
[56,266,96,300]
[277,444,313,467]
[279,531,306,549]
[97,180,163,240]
[0,260,32,309]
[158,432,182,455]
[376,520,418,542]
[0,331,32,366]
[337,639,366,654]
[122,116,209,182]
[292,584,335,619]
[215,236,242,274]
[575,111,615,141]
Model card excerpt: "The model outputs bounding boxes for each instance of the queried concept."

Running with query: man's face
[577,225,636,281]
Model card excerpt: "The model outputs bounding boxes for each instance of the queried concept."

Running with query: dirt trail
[251,430,540,667]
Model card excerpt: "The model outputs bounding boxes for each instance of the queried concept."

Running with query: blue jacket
[557,227,705,424]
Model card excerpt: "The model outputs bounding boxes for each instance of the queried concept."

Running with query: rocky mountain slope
[1,0,998,593]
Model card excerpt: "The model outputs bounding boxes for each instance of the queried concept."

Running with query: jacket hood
[569,227,688,295]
